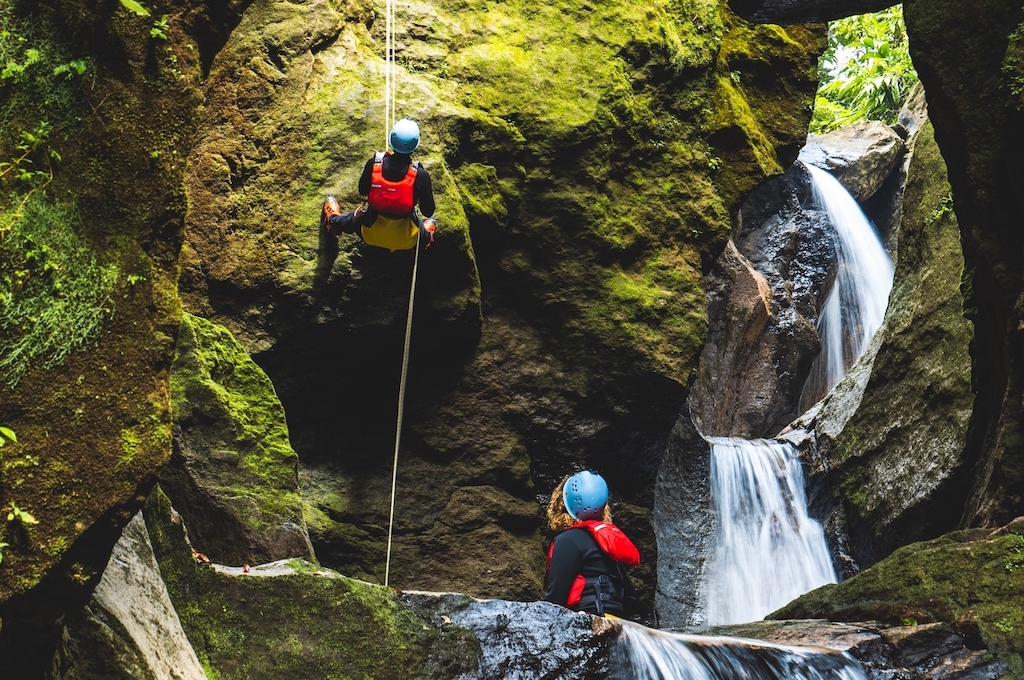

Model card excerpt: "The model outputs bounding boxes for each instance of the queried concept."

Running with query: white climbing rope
[382,0,416,588]
[384,237,420,587]
[384,0,396,148]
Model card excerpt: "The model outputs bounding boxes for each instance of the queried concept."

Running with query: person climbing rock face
[545,471,640,619]
[321,117,437,252]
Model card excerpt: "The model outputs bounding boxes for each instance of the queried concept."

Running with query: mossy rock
[144,486,479,680]
[179,0,824,609]
[771,519,1024,677]
[0,0,250,670]
[165,312,313,566]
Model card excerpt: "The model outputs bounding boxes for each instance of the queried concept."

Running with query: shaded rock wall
[179,0,825,607]
[902,0,1024,531]
[0,0,253,672]
[727,0,895,24]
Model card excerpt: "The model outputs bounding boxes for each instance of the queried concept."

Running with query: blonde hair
[547,474,612,532]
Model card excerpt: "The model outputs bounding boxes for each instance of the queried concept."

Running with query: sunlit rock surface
[58,514,206,680]
[800,121,906,202]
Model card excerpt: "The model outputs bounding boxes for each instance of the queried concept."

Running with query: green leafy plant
[119,0,150,17]
[0,426,14,446]
[7,502,38,525]
[151,15,169,40]
[811,6,919,133]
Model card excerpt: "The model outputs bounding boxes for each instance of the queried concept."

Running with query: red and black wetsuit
[545,520,640,617]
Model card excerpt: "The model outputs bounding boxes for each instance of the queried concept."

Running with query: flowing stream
[613,621,867,680]
[703,438,837,625]
[799,162,895,409]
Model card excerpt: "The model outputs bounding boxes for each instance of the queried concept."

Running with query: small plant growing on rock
[7,502,38,526]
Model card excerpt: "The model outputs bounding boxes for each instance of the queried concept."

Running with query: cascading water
[800,162,895,410]
[613,621,867,680]
[696,163,891,627]
[703,438,836,625]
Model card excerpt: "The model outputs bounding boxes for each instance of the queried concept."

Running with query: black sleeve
[545,530,587,607]
[414,164,435,218]
[358,157,375,196]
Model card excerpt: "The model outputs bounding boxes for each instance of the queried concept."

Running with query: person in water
[321,117,437,251]
[545,471,640,618]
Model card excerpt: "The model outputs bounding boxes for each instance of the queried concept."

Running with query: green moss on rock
[166,313,312,565]
[772,520,1024,676]
[144,487,477,680]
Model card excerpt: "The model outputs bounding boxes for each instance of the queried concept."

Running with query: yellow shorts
[361,215,419,252]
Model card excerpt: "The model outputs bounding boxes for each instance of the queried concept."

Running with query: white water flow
[704,437,837,626]
[800,162,895,409]
[613,621,867,680]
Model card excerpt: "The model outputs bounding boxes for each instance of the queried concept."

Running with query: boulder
[800,121,906,202]
[143,487,478,680]
[164,313,314,566]
[403,593,613,680]
[57,513,206,680]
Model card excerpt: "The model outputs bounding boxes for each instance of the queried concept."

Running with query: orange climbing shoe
[422,217,436,249]
[321,196,342,235]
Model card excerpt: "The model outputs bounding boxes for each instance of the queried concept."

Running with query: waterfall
[800,162,895,409]
[613,621,867,680]
[703,437,836,625]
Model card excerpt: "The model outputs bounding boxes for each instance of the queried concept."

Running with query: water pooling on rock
[799,163,895,410]
[703,438,836,625]
[612,621,866,680]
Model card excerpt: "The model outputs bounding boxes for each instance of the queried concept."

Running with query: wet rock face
[728,0,895,23]
[800,121,906,203]
[653,407,714,628]
[404,594,613,680]
[165,313,314,566]
[690,162,835,439]
[721,620,1010,680]
[180,0,824,604]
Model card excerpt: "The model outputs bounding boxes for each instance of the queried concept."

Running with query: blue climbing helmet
[390,118,420,154]
[563,471,609,521]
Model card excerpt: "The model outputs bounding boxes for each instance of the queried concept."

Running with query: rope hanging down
[384,242,420,587]
[383,0,414,588]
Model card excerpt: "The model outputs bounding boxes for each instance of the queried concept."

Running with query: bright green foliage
[6,502,37,525]
[811,5,919,133]
[0,193,119,387]
[118,0,150,17]
[0,426,15,446]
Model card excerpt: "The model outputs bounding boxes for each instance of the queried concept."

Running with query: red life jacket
[367,152,418,216]
[546,520,640,608]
